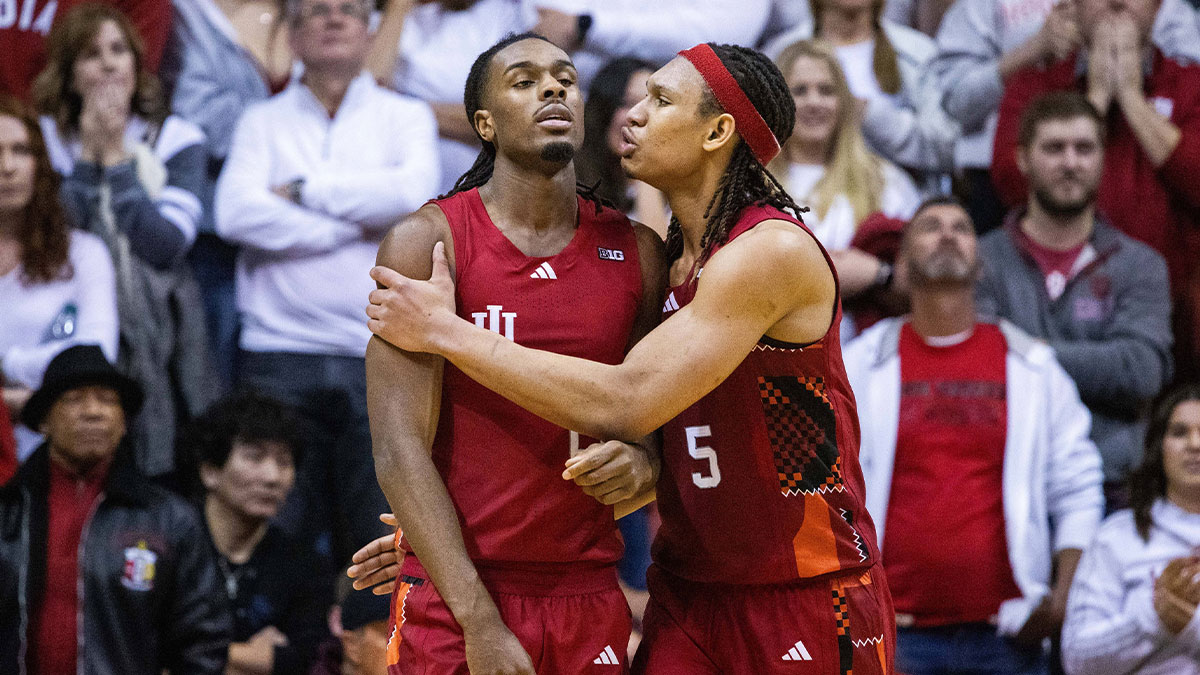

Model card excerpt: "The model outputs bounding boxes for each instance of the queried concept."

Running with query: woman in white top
[0,98,118,456]
[1063,384,1200,675]
[770,39,919,301]
[764,0,958,179]
[30,4,218,476]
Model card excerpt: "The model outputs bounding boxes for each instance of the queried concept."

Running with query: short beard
[910,250,978,287]
[1032,184,1095,219]
[540,142,575,164]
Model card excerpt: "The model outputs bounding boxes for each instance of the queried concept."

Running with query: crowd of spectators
[2,0,1200,672]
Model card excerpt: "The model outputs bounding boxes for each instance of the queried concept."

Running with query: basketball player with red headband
[365,42,896,674]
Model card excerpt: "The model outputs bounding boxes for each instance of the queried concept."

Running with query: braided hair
[441,32,606,211]
[664,44,805,267]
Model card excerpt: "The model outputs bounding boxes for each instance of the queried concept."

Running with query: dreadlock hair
[664,44,805,267]
[441,32,607,212]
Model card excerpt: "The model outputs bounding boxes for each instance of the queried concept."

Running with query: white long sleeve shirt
[0,231,119,387]
[1063,500,1200,675]
[393,0,537,195]
[765,20,959,174]
[783,160,920,252]
[844,317,1105,636]
[216,71,439,356]
[536,0,771,84]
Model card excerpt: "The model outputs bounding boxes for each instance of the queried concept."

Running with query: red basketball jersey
[399,188,643,571]
[654,204,880,585]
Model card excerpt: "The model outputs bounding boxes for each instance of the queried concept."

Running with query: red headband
[678,44,781,165]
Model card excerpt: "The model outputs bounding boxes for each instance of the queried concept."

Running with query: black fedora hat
[20,345,144,430]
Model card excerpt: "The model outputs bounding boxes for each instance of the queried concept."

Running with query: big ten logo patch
[471,305,517,341]
[121,540,158,592]
[597,247,625,261]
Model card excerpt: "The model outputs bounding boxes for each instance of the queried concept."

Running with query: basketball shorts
[386,556,633,674]
[632,563,896,674]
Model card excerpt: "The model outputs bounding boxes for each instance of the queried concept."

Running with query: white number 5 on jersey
[686,425,721,488]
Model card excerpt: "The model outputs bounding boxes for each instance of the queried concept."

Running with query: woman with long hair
[1063,384,1200,674]
[31,3,218,477]
[576,57,669,238]
[769,40,918,336]
[764,0,958,178]
[771,40,918,252]
[0,97,118,455]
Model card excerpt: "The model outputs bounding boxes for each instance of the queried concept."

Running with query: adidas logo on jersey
[663,292,680,313]
[593,645,620,665]
[530,262,557,279]
[597,247,625,261]
[782,640,813,661]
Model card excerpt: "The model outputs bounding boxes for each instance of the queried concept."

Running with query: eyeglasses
[298,1,369,21]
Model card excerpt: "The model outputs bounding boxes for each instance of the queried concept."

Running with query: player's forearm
[372,440,502,632]
[366,339,502,634]
[431,103,482,146]
[436,320,653,440]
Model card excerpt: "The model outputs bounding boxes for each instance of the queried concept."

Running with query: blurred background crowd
[2,0,1200,673]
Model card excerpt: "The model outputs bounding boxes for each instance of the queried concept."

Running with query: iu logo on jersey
[471,305,517,341]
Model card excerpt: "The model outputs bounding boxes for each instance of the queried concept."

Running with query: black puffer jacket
[0,444,231,674]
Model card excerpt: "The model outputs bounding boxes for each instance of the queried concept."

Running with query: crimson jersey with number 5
[396,188,644,570]
[655,204,880,584]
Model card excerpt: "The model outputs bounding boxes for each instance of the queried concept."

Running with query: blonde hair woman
[770,39,919,301]
[765,0,959,177]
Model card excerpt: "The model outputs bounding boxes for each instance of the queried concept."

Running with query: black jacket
[0,444,232,674]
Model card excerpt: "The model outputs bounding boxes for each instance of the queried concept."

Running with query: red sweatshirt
[992,50,1200,367]
[0,0,171,101]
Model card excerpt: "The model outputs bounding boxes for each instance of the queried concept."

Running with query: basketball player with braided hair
[363,33,667,675]
[367,42,896,674]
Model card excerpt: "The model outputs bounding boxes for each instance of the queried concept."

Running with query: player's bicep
[617,292,769,428]
[617,226,821,422]
[366,338,445,458]
[374,203,457,284]
[367,205,453,456]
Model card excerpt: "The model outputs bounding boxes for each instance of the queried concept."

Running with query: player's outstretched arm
[366,206,534,675]
[367,220,834,442]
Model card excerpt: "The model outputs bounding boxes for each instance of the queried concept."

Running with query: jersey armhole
[431,198,466,288]
[754,216,840,350]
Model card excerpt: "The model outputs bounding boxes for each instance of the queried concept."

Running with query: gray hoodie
[976,215,1173,482]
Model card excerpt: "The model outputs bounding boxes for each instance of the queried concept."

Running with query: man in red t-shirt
[844,198,1105,675]
[0,0,170,101]
[991,0,1200,376]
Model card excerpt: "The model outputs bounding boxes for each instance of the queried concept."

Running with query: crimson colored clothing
[387,556,630,674]
[633,564,895,675]
[883,323,1021,627]
[0,403,14,486]
[398,188,642,571]
[655,204,881,585]
[0,0,171,101]
[992,50,1200,368]
[1012,228,1089,283]
[33,458,109,675]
